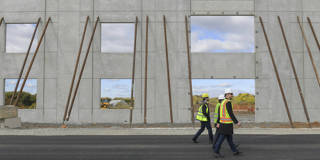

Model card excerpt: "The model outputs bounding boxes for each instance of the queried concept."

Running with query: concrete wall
[0,0,319,124]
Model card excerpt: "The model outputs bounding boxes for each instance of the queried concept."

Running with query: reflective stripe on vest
[196,104,209,121]
[214,103,220,123]
[219,99,233,124]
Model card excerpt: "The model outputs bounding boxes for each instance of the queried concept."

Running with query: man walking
[214,89,241,158]
[212,94,225,147]
[192,93,213,144]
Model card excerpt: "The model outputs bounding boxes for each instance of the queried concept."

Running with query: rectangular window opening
[5,23,38,53]
[5,79,37,109]
[101,23,135,53]
[192,79,255,122]
[191,16,254,53]
[100,79,133,109]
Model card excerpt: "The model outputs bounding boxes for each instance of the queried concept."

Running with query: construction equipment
[101,99,110,109]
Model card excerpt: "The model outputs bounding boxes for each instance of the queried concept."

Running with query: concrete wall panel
[1,0,319,124]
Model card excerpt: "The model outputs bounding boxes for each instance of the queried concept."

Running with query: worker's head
[218,94,224,103]
[224,88,233,100]
[202,93,209,101]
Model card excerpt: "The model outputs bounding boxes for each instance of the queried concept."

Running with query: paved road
[0,135,319,160]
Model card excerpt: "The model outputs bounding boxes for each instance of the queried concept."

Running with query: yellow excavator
[101,99,110,109]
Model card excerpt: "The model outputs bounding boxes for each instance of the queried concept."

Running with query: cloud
[113,84,130,90]
[101,79,132,98]
[26,83,36,88]
[101,23,135,53]
[191,16,254,53]
[8,80,17,85]
[6,24,38,53]
[104,87,111,92]
[215,83,232,88]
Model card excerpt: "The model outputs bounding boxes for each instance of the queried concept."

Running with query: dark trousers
[213,127,220,146]
[192,121,213,142]
[214,134,238,153]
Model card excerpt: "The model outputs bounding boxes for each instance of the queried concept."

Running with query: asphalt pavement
[0,135,319,160]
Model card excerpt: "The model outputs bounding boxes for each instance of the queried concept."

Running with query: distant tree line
[5,91,36,109]
[193,93,255,112]
[101,97,134,104]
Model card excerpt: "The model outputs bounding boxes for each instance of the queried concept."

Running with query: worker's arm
[202,104,210,118]
[213,104,219,124]
[226,102,238,124]
[216,105,220,128]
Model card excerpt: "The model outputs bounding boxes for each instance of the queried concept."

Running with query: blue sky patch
[192,79,255,97]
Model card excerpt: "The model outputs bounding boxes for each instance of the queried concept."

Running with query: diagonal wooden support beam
[10,17,41,105]
[307,17,320,55]
[163,15,173,124]
[278,16,311,128]
[297,16,320,88]
[66,16,100,121]
[0,17,4,26]
[62,16,90,124]
[259,16,294,128]
[185,16,195,125]
[129,16,138,127]
[144,16,149,125]
[14,17,52,106]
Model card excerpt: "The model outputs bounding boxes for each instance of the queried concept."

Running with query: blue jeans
[213,127,220,146]
[192,121,213,142]
[214,134,238,153]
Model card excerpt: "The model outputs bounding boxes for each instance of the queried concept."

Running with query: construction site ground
[0,134,319,160]
[1,122,320,160]
[1,123,320,136]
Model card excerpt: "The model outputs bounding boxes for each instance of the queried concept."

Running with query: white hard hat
[224,88,233,94]
[218,95,224,100]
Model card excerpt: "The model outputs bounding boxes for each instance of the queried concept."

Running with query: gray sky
[101,23,135,53]
[6,24,38,53]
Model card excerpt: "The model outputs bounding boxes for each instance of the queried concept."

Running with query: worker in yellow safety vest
[192,93,213,144]
[213,89,241,158]
[212,94,225,147]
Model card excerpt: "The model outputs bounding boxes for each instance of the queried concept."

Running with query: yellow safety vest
[196,104,209,122]
[214,102,220,123]
[219,99,233,124]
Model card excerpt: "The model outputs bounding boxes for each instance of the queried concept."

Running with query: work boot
[214,152,224,158]
[192,139,199,143]
[233,151,242,156]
